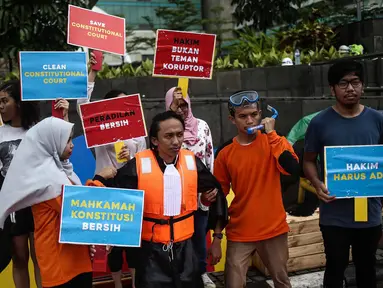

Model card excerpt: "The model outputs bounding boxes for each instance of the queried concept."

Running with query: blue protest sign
[59,185,144,247]
[19,51,88,101]
[324,145,383,198]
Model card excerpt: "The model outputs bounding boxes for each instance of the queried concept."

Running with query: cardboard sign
[79,94,147,148]
[19,51,88,101]
[324,145,383,198]
[67,5,126,56]
[153,29,216,79]
[59,185,144,247]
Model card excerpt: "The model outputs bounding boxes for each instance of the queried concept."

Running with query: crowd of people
[0,55,381,288]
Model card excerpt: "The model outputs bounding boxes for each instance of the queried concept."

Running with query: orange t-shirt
[214,131,298,242]
[32,196,92,287]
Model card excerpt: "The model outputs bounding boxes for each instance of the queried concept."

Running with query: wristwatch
[213,233,223,240]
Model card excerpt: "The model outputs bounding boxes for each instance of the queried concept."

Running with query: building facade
[97,0,202,29]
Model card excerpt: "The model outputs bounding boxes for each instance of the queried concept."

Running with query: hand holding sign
[314,181,335,203]
[118,145,130,161]
[97,166,117,179]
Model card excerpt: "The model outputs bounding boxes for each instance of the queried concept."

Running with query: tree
[153,0,202,31]
[230,0,305,32]
[202,5,234,56]
[0,0,94,71]
[126,0,202,56]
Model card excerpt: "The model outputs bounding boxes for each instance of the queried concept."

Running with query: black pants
[134,239,203,288]
[50,272,92,288]
[320,224,382,288]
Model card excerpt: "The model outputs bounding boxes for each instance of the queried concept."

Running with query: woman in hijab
[165,87,216,288]
[0,117,116,288]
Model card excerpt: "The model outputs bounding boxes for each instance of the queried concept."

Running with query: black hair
[228,90,260,117]
[0,80,40,130]
[104,89,126,99]
[149,111,185,150]
[328,60,364,86]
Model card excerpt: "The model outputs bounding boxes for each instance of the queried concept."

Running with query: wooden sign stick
[355,198,368,222]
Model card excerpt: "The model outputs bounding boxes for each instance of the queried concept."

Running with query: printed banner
[79,94,147,148]
[67,5,126,55]
[19,51,88,101]
[324,145,383,198]
[153,29,216,79]
[59,185,144,247]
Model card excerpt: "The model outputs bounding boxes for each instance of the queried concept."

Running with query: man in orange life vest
[95,111,228,288]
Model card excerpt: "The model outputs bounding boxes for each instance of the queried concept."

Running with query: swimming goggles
[229,91,259,107]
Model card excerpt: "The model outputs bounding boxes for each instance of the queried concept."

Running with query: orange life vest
[136,149,198,244]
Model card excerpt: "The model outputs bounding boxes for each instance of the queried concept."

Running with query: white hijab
[0,117,81,229]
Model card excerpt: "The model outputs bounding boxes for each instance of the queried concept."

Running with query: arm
[267,131,300,176]
[45,196,63,213]
[204,123,214,173]
[93,158,138,190]
[303,121,334,202]
[213,153,231,197]
[196,156,228,231]
[76,67,97,116]
[302,120,321,187]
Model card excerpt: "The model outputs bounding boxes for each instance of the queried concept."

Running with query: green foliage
[214,55,244,70]
[230,0,306,32]
[228,28,278,65]
[97,59,154,79]
[154,0,201,31]
[276,21,336,51]
[0,0,92,70]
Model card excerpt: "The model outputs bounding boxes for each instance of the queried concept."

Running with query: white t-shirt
[0,125,27,179]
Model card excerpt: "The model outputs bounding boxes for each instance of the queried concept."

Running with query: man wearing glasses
[304,60,383,288]
[211,91,299,288]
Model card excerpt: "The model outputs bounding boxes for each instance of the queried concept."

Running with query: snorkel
[246,105,279,135]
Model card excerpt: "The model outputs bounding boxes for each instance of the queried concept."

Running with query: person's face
[60,132,74,160]
[331,73,363,106]
[117,93,125,98]
[0,91,19,122]
[174,99,189,120]
[229,105,262,135]
[173,89,183,99]
[151,118,184,160]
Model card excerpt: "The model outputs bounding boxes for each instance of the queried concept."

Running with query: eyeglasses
[178,103,188,110]
[337,79,362,89]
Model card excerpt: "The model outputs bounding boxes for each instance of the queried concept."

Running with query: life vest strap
[143,212,194,242]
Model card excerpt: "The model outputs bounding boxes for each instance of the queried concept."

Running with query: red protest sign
[153,29,216,79]
[67,5,126,56]
[79,94,147,148]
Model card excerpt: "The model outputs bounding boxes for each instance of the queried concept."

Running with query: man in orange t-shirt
[210,91,299,288]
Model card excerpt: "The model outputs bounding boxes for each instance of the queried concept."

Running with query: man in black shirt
[96,111,227,288]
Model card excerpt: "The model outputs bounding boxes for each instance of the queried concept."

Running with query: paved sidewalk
[209,249,383,288]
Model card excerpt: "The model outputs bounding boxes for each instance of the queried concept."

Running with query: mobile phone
[51,101,64,119]
[92,246,108,272]
[114,141,127,163]
[91,50,103,71]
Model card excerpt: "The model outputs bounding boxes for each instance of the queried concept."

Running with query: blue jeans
[192,208,209,275]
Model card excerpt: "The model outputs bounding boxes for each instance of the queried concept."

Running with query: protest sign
[19,51,88,101]
[325,145,383,198]
[67,5,126,55]
[153,29,216,79]
[79,94,147,148]
[59,185,144,247]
